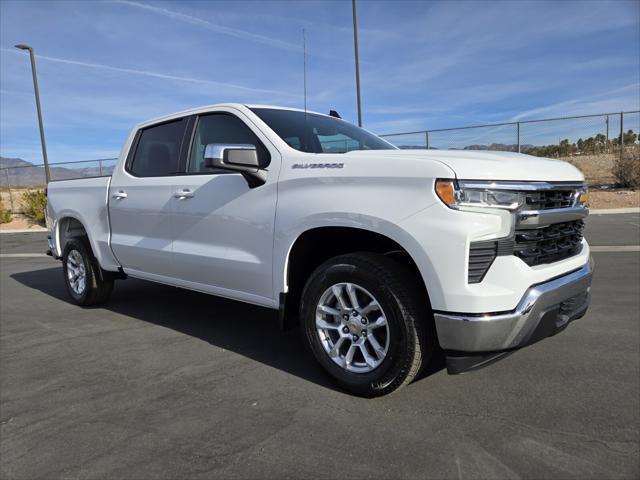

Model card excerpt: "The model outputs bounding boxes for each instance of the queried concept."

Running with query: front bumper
[434,256,593,369]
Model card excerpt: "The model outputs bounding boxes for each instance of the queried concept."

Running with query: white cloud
[511,83,640,121]
[3,48,299,98]
[116,0,302,52]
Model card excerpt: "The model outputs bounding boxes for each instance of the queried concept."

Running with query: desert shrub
[613,147,640,188]
[21,189,47,224]
[0,199,11,224]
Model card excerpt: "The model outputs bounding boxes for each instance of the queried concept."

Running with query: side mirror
[204,144,267,188]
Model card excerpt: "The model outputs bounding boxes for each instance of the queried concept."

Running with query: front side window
[250,108,396,154]
[129,118,187,177]
[188,113,270,173]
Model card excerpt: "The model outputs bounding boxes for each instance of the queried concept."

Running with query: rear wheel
[62,238,113,306]
[300,252,433,397]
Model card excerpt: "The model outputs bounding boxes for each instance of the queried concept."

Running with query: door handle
[112,191,127,199]
[174,189,194,199]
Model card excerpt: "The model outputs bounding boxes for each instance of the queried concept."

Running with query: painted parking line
[0,253,50,258]
[589,245,640,252]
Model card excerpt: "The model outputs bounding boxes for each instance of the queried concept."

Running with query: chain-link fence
[380,110,640,187]
[0,158,117,214]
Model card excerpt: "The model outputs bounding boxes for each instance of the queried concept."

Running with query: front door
[170,110,279,304]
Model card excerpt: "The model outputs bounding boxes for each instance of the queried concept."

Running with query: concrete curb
[590,207,640,215]
[0,227,48,234]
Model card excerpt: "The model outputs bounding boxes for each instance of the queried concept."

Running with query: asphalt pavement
[1,214,638,479]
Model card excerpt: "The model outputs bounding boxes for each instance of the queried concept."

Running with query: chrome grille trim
[516,206,589,229]
[457,180,586,191]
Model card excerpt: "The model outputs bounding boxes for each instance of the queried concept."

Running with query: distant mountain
[0,157,34,169]
[0,157,114,187]
[398,145,438,150]
[464,143,534,152]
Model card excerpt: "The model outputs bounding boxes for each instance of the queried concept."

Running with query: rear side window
[188,113,270,173]
[129,118,187,177]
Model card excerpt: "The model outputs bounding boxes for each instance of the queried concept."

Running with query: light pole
[15,44,50,183]
[352,0,362,127]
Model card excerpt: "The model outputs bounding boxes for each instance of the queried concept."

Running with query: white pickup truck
[47,104,593,396]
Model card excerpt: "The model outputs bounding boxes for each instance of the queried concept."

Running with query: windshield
[250,108,397,154]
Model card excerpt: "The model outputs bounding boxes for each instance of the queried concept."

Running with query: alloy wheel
[315,282,390,373]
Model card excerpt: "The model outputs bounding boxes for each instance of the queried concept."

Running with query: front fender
[273,212,444,310]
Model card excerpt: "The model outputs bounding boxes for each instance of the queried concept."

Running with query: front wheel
[300,253,433,397]
[62,238,113,306]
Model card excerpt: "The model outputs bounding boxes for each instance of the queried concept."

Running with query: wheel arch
[56,215,91,256]
[279,225,435,329]
[54,212,120,272]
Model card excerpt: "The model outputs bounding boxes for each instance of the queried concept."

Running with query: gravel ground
[589,190,639,209]
[0,214,44,232]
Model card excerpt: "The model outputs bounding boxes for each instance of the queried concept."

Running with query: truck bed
[47,176,119,270]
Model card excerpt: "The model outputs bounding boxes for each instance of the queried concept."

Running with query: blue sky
[1,0,638,163]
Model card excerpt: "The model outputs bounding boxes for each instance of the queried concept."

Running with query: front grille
[465,183,587,282]
[514,220,584,266]
[524,190,575,210]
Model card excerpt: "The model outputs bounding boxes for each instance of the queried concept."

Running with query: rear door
[108,117,189,277]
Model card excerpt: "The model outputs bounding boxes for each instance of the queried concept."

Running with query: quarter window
[129,118,187,177]
[188,113,270,173]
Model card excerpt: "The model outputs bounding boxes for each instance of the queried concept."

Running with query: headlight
[435,179,525,211]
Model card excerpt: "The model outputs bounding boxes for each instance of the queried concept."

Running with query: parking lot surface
[1,214,638,479]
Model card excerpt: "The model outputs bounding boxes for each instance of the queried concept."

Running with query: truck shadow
[11,267,445,392]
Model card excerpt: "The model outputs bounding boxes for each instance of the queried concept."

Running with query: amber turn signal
[578,191,589,206]
[435,180,456,207]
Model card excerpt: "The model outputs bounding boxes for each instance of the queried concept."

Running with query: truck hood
[345,149,584,182]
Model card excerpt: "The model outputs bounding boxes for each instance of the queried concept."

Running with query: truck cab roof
[136,103,332,129]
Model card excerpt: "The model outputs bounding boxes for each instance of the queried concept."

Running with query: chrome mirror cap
[204,143,266,188]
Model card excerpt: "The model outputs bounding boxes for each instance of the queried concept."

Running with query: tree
[623,129,638,145]
[526,129,637,158]
[613,129,638,146]
[559,139,573,157]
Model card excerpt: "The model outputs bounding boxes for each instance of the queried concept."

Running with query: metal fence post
[620,112,624,161]
[516,122,521,153]
[605,115,609,152]
[4,169,15,213]
[425,131,430,149]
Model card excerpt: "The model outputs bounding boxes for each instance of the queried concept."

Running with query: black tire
[300,252,433,397]
[62,238,113,306]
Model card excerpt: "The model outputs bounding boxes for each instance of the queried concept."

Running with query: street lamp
[352,0,362,127]
[15,44,50,183]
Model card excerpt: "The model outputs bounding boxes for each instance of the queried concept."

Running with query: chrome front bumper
[434,257,594,353]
